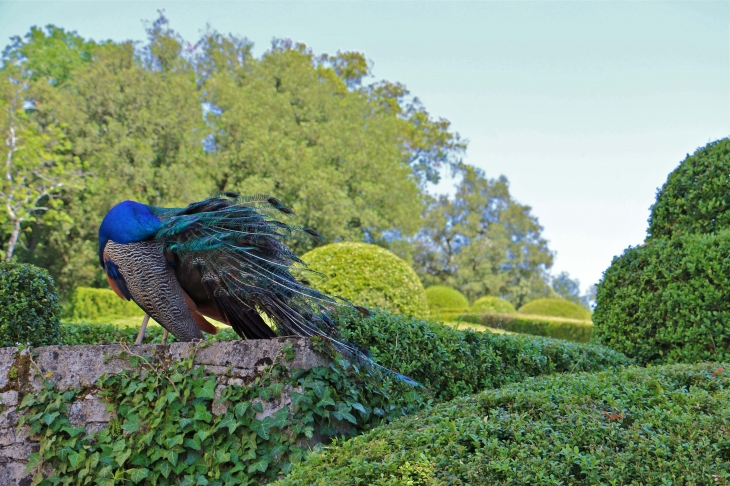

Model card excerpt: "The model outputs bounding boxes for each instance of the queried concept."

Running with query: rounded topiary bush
[594,230,730,364]
[518,298,591,320]
[301,242,429,318]
[471,295,516,314]
[648,138,730,239]
[0,261,61,347]
[425,286,469,312]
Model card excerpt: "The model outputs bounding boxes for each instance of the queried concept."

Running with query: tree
[0,63,79,261]
[413,164,554,306]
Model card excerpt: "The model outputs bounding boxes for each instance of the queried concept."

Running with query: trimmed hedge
[425,285,469,312]
[471,295,516,314]
[58,321,238,345]
[277,363,730,485]
[594,230,730,364]
[301,242,429,318]
[518,298,591,320]
[66,286,144,321]
[334,309,629,401]
[648,138,730,239]
[479,313,593,343]
[0,262,61,347]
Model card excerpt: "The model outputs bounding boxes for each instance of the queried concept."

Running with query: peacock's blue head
[98,200,162,266]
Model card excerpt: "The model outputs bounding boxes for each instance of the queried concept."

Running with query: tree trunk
[5,219,21,261]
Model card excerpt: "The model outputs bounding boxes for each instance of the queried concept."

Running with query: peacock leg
[135,314,150,345]
[161,329,169,345]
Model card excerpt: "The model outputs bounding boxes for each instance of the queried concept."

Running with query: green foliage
[648,138,730,239]
[594,230,730,364]
[66,287,144,321]
[470,295,516,314]
[57,322,239,346]
[0,261,61,347]
[424,285,469,314]
[3,18,464,293]
[413,165,554,307]
[478,313,593,343]
[518,298,592,320]
[334,309,629,402]
[301,242,429,319]
[19,342,427,485]
[277,363,730,485]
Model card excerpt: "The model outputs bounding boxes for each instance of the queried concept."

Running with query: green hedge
[594,230,730,364]
[518,298,592,320]
[67,286,145,321]
[301,242,429,318]
[425,286,469,312]
[58,321,239,345]
[335,309,628,401]
[479,313,593,343]
[471,295,516,314]
[0,261,61,347]
[648,137,730,239]
[277,362,730,485]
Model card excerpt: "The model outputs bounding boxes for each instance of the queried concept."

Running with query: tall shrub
[425,285,469,312]
[0,262,61,347]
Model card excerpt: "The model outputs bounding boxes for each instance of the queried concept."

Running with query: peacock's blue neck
[98,200,162,265]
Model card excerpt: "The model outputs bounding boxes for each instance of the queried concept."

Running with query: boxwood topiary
[0,261,61,347]
[518,298,591,320]
[277,362,730,485]
[301,242,429,318]
[648,138,730,239]
[471,295,516,314]
[67,286,145,321]
[425,285,469,312]
[593,230,730,364]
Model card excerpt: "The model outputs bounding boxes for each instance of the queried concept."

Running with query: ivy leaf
[159,461,173,479]
[270,406,290,429]
[247,458,269,474]
[194,379,216,400]
[234,401,251,419]
[251,419,271,440]
[216,414,239,434]
[122,414,141,433]
[127,468,150,484]
[252,402,264,413]
[351,402,367,414]
[183,436,202,450]
[116,449,132,467]
[310,381,325,399]
[192,404,212,423]
[43,412,59,426]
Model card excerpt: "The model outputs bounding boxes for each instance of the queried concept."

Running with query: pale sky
[1,1,728,293]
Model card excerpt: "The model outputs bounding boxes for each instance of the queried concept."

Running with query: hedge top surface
[301,242,429,318]
[425,285,469,311]
[471,295,516,314]
[648,137,730,239]
[277,362,730,485]
[518,298,591,320]
[67,286,145,321]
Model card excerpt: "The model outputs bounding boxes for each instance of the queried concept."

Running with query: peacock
[98,193,416,384]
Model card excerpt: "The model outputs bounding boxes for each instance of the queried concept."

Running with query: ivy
[18,341,428,485]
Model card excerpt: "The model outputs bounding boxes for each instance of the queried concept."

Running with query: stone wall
[0,338,326,486]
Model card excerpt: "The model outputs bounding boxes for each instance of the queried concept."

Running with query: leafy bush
[0,261,61,347]
[648,138,730,239]
[278,362,730,485]
[301,242,429,318]
[66,286,145,321]
[471,295,516,314]
[335,309,629,401]
[594,230,730,364]
[425,285,469,313]
[479,313,593,343]
[518,298,591,320]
